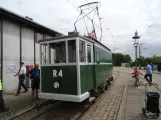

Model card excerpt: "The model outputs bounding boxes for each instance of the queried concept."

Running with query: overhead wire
[141,16,161,38]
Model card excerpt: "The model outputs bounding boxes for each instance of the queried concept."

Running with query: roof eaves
[0,7,65,36]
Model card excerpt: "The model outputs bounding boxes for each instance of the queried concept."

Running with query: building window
[49,41,66,63]
[87,45,92,63]
[79,40,86,62]
[68,40,76,62]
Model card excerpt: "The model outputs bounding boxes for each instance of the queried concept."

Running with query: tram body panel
[80,65,95,94]
[41,65,77,95]
[94,45,113,87]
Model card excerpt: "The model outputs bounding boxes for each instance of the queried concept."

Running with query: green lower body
[80,64,113,94]
[41,64,113,96]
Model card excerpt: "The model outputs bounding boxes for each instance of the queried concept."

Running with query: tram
[39,32,113,102]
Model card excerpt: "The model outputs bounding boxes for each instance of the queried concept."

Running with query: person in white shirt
[14,62,28,96]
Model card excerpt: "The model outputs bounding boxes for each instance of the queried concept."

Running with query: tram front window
[68,40,76,62]
[49,41,66,63]
[40,44,48,64]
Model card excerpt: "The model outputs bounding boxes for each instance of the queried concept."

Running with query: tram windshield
[40,44,48,64]
[68,40,76,62]
[40,39,84,64]
[49,41,66,63]
[45,40,76,64]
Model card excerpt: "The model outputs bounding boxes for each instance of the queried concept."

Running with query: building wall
[36,33,43,64]
[2,19,55,92]
[21,27,34,65]
[3,19,20,92]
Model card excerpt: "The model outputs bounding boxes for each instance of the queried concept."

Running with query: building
[121,63,130,67]
[0,7,63,92]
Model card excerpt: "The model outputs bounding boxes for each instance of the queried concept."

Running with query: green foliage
[134,55,161,66]
[112,53,132,66]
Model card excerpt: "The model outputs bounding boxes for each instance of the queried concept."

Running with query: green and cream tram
[39,32,113,102]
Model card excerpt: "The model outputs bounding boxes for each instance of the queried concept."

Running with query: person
[131,68,143,86]
[150,63,153,71]
[14,62,28,96]
[0,79,9,112]
[144,62,153,85]
[26,64,40,100]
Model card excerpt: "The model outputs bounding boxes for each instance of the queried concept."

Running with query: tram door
[87,44,94,89]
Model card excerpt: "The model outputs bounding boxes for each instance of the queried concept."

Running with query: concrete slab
[0,88,42,117]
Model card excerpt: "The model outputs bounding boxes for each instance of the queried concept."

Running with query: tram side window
[68,40,76,62]
[87,45,91,63]
[49,41,66,63]
[96,48,100,64]
[79,40,86,62]
[41,44,48,64]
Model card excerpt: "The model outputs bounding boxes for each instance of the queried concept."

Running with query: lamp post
[132,30,140,87]
[139,44,142,57]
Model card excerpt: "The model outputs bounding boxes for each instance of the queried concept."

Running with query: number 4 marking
[58,70,63,77]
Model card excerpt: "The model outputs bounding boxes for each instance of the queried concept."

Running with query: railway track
[0,99,56,120]
[0,71,119,120]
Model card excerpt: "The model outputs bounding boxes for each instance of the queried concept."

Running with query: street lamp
[132,30,140,87]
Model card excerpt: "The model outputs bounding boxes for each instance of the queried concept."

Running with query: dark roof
[0,7,64,36]
[39,33,111,51]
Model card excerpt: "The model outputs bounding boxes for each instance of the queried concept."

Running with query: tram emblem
[54,82,60,89]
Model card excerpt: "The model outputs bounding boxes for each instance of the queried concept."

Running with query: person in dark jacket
[26,64,40,100]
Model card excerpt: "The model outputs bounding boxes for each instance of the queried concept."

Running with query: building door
[87,44,94,89]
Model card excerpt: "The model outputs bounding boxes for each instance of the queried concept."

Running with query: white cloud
[1,0,161,60]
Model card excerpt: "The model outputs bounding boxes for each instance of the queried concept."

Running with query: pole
[139,44,142,57]
[132,30,140,87]
[135,41,138,87]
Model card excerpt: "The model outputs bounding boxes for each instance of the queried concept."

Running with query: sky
[1,0,161,60]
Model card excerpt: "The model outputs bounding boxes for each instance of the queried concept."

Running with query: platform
[80,67,161,120]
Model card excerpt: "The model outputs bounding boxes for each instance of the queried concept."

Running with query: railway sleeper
[36,100,55,110]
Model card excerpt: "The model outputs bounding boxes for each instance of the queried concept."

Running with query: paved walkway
[80,71,127,120]
[121,79,145,120]
[80,68,148,120]
[0,88,41,117]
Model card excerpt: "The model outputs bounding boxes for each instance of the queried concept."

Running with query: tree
[151,56,161,64]
[123,54,132,63]
[135,56,145,66]
[112,53,132,66]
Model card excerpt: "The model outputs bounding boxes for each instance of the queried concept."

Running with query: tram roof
[39,34,111,51]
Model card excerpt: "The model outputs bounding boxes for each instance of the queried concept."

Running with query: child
[131,68,143,87]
